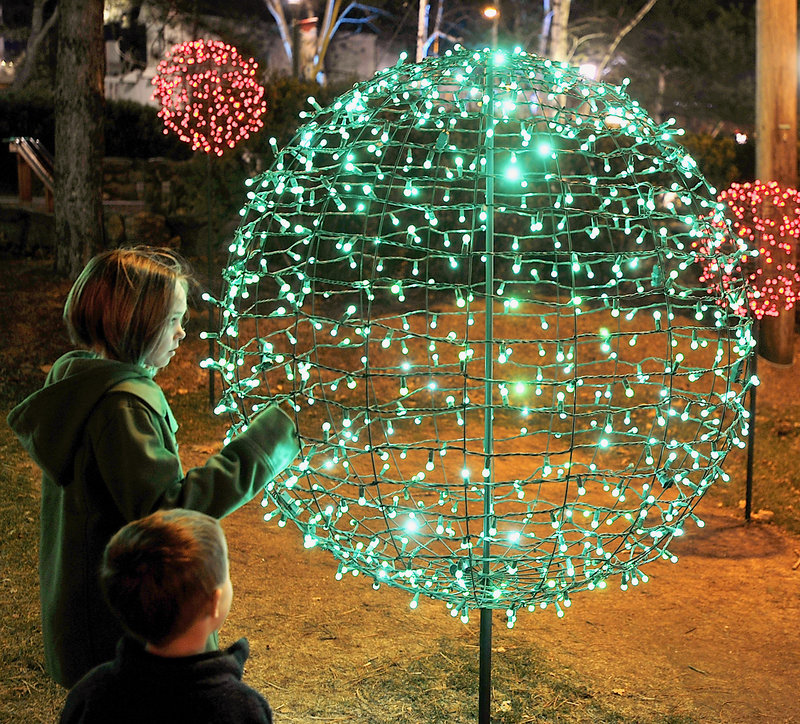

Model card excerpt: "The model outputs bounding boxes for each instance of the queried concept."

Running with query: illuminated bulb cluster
[209,47,755,624]
[693,180,800,319]
[152,39,267,156]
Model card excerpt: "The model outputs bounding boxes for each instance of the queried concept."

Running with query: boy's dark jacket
[60,636,272,723]
[7,350,299,688]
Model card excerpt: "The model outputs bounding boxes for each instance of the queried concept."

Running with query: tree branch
[263,0,293,63]
[315,0,344,75]
[596,0,658,78]
[12,0,59,90]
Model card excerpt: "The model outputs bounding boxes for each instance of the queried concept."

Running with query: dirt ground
[2,257,800,723]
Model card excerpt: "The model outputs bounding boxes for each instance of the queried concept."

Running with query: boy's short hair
[100,509,228,647]
[64,246,192,366]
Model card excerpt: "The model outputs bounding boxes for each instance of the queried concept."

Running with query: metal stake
[206,153,215,410]
[745,318,759,521]
[479,53,496,724]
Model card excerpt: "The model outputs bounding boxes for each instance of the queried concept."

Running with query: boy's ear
[210,587,223,619]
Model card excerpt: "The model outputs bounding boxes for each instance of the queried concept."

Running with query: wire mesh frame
[208,46,756,624]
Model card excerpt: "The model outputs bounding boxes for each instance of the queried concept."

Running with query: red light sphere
[152,39,267,156]
[693,180,800,319]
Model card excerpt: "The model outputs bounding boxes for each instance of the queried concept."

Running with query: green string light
[207,46,755,625]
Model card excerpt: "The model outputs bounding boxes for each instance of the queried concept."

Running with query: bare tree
[54,0,105,278]
[263,0,389,82]
[11,0,59,90]
[537,0,657,70]
[594,0,657,78]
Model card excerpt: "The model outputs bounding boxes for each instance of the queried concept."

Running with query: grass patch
[336,637,698,724]
[705,408,800,536]
[0,426,65,722]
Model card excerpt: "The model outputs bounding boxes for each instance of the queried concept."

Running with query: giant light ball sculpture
[694,180,800,319]
[209,47,755,627]
[152,39,267,157]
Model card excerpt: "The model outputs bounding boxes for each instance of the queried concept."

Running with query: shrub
[104,100,192,159]
[682,132,755,189]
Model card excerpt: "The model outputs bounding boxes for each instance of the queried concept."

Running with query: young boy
[60,509,273,723]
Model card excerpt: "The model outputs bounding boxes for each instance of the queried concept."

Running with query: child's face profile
[144,282,187,369]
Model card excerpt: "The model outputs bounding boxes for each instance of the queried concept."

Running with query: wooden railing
[8,137,54,213]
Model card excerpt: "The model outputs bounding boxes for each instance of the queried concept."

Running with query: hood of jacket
[115,636,250,688]
[7,350,157,486]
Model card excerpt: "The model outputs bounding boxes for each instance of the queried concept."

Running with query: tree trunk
[310,0,343,82]
[548,0,571,62]
[539,0,552,57]
[417,0,429,62]
[54,0,105,279]
[431,0,444,56]
[652,66,666,124]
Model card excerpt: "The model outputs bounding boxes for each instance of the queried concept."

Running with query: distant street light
[482,4,499,49]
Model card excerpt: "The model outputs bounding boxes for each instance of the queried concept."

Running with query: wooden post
[755,0,798,364]
[17,155,32,203]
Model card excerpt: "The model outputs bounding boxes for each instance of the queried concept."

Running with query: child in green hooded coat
[7,247,299,688]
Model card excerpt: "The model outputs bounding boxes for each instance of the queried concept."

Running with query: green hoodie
[7,350,299,688]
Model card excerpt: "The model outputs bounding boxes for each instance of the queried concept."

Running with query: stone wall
[1,156,242,257]
[102,156,203,253]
